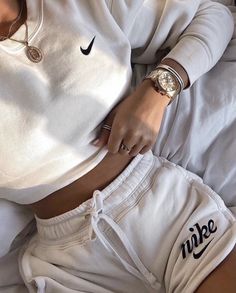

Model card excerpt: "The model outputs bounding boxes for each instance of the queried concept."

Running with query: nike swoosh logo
[193,238,214,259]
[80,36,96,55]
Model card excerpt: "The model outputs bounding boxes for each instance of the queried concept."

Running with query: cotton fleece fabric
[0,0,233,204]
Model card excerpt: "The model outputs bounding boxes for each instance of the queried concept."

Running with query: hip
[20,151,236,293]
[28,150,135,219]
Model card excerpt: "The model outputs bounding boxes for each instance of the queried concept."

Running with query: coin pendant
[26,46,43,63]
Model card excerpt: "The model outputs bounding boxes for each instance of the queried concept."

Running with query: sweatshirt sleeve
[110,0,234,86]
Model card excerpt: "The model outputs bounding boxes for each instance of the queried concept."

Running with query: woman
[0,0,236,292]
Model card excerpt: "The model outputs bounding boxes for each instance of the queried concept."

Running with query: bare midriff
[27,152,134,219]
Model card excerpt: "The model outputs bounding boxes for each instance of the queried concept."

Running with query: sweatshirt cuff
[165,36,222,89]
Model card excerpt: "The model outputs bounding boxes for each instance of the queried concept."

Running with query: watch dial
[159,71,177,91]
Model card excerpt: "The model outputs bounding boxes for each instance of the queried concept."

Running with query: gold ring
[120,143,130,152]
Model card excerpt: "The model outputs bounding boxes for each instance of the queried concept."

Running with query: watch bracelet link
[156,64,185,92]
[142,63,185,105]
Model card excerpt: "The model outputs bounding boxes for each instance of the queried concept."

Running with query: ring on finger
[120,142,130,152]
[102,124,112,131]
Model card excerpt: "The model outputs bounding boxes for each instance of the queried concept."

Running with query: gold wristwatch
[143,64,185,105]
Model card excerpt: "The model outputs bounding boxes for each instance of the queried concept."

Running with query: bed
[0,1,236,292]
[153,2,236,214]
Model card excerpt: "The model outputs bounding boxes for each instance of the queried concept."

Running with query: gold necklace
[0,1,43,63]
[9,21,43,63]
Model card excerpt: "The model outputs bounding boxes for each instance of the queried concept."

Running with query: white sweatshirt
[0,0,233,204]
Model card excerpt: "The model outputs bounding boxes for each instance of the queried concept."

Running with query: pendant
[26,45,43,63]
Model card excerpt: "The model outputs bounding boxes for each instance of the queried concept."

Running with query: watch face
[158,71,178,92]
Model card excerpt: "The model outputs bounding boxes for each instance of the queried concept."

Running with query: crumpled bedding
[130,4,236,213]
[153,5,236,213]
[0,2,236,292]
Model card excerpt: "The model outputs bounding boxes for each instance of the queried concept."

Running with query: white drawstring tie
[84,190,160,290]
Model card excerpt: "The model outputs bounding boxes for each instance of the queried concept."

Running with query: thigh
[18,154,236,293]
[196,245,236,292]
[114,156,236,292]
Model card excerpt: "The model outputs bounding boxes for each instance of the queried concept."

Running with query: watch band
[143,68,181,105]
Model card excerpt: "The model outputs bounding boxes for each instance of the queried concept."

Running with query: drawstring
[85,190,160,290]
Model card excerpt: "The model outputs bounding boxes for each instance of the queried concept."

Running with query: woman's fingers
[108,130,150,156]
[129,143,146,157]
[92,112,115,147]
[107,126,124,154]
[93,126,154,156]
[92,127,110,147]
[116,132,135,155]
[127,136,153,156]
[139,143,153,155]
[93,119,155,156]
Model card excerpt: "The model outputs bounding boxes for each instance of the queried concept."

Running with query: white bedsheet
[153,5,236,211]
[0,2,236,291]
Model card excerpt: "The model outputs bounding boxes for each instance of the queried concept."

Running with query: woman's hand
[92,79,170,156]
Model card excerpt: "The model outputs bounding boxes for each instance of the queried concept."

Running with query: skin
[29,78,170,217]
[196,249,236,292]
[1,1,236,291]
[0,0,19,22]
[0,0,26,39]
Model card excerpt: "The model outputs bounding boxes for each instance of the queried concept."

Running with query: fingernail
[92,139,100,146]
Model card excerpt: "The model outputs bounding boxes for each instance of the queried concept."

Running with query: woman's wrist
[141,78,170,108]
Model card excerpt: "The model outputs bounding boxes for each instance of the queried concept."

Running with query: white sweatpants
[18,151,236,293]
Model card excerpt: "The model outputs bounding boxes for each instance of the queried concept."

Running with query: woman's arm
[162,0,234,86]
[111,0,234,86]
[93,0,234,155]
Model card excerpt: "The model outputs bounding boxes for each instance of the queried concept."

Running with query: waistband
[33,150,162,290]
[35,149,155,242]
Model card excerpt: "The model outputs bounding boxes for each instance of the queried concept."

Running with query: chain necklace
[0,0,43,63]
